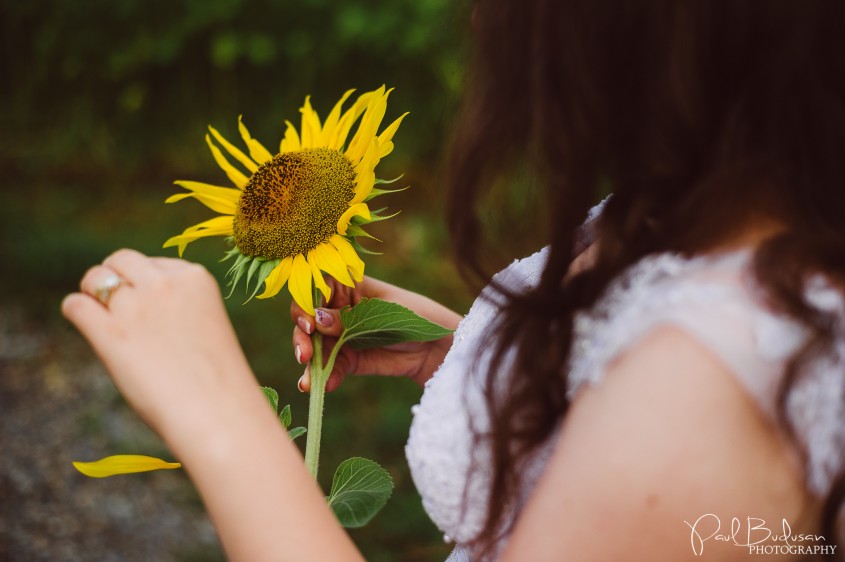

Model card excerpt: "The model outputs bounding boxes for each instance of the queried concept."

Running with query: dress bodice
[406,242,845,561]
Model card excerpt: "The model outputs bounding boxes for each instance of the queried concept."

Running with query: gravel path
[0,303,222,562]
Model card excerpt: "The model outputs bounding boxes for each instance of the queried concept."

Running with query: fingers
[61,292,116,345]
[313,308,343,337]
[291,306,342,338]
[296,346,355,394]
[80,264,134,309]
[297,366,348,394]
[324,369,346,393]
[102,248,156,284]
[289,308,344,364]
[80,264,120,296]
[298,366,311,393]
[292,325,312,365]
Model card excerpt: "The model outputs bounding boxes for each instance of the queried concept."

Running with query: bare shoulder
[502,326,818,561]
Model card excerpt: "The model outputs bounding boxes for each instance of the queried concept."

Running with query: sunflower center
[233,148,356,259]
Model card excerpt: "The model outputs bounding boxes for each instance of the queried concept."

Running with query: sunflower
[164,86,406,315]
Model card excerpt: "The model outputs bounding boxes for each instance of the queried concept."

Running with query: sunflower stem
[304,285,328,480]
[304,335,327,479]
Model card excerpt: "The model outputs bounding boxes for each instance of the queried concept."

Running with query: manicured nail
[297,316,312,334]
[295,344,302,364]
[315,308,333,328]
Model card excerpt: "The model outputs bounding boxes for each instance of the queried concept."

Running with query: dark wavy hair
[446,0,845,558]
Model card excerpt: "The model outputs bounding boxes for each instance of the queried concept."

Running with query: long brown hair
[446,0,845,557]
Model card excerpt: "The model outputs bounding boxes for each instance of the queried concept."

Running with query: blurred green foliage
[0,0,475,560]
[1,0,467,178]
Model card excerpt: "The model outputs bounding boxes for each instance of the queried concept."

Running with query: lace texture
[406,245,845,560]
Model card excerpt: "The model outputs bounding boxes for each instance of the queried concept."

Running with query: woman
[63,1,845,560]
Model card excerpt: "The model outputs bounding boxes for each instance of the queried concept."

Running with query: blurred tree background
[0,0,477,560]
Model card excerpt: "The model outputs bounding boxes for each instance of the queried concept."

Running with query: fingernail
[297,376,306,392]
[315,308,333,328]
[295,344,302,364]
[297,316,312,334]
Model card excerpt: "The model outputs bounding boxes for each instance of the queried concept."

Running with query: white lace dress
[405,235,845,560]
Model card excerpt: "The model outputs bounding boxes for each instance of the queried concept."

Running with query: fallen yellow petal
[73,455,181,478]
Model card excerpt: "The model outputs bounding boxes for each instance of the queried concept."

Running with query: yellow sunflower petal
[307,248,332,302]
[313,242,354,287]
[257,257,293,299]
[351,139,380,204]
[351,172,376,206]
[288,253,315,315]
[375,111,408,159]
[354,137,381,175]
[167,180,240,215]
[280,120,301,153]
[319,89,355,146]
[337,203,371,235]
[73,455,181,478]
[165,192,236,215]
[329,90,377,150]
[377,140,394,159]
[163,216,234,256]
[208,125,258,173]
[330,234,365,282]
[205,134,248,189]
[346,87,390,164]
[299,96,322,148]
[238,116,274,164]
[377,111,408,147]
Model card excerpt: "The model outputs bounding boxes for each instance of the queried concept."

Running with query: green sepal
[244,257,265,290]
[345,223,380,241]
[374,174,404,185]
[364,185,409,202]
[367,207,401,223]
[338,297,454,350]
[220,244,241,263]
[245,258,280,302]
[225,253,249,294]
[349,238,383,256]
[287,427,307,440]
[327,457,393,528]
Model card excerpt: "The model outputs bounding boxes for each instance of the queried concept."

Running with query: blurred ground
[0,302,221,562]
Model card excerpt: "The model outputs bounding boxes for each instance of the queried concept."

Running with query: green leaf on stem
[327,457,393,528]
[287,426,306,440]
[279,404,292,428]
[261,386,279,412]
[338,297,454,350]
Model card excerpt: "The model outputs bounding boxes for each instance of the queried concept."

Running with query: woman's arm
[62,249,365,561]
[164,380,364,561]
[500,326,815,561]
